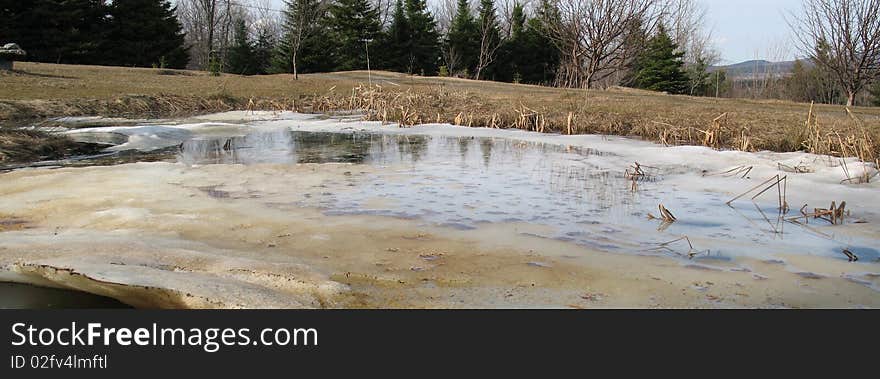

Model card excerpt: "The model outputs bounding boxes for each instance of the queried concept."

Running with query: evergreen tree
[404,0,440,75]
[375,0,411,72]
[0,0,107,64]
[327,0,381,71]
[252,28,276,75]
[620,17,650,86]
[474,0,501,80]
[445,0,479,76]
[103,0,189,68]
[510,2,526,37]
[497,2,559,84]
[526,0,561,84]
[225,18,255,75]
[870,80,880,107]
[274,0,333,76]
[634,25,688,94]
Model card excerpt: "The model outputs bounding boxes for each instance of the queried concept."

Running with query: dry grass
[2,62,880,163]
[0,129,100,163]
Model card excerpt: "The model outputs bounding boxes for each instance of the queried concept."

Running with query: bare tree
[197,0,223,65]
[545,0,661,89]
[496,0,535,37]
[281,0,329,79]
[250,0,283,38]
[662,0,717,65]
[474,5,503,80]
[790,0,880,106]
[374,0,396,27]
[177,0,232,69]
[434,0,462,33]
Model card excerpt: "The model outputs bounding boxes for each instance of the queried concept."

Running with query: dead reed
[625,162,658,191]
[786,201,849,225]
[726,174,788,213]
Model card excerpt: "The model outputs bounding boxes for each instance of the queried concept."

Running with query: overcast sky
[258,0,803,64]
[702,0,802,64]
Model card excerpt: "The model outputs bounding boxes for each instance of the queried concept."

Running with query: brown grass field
[1,61,878,163]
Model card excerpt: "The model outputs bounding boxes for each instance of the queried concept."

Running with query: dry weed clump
[786,201,849,225]
[304,86,879,173]
[0,129,95,163]
[796,102,879,175]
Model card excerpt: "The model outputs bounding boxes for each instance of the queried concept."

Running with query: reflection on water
[177,129,436,165]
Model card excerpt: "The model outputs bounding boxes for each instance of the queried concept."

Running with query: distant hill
[709,60,801,80]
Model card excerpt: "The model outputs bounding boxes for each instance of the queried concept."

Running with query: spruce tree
[510,2,526,36]
[521,19,559,84]
[497,2,525,82]
[327,0,381,71]
[0,0,107,64]
[474,0,501,80]
[525,0,560,84]
[621,17,649,86]
[252,28,276,75]
[103,0,189,68]
[497,2,558,84]
[225,18,255,75]
[274,0,333,76]
[376,0,410,72]
[634,25,689,94]
[404,0,440,75]
[445,0,479,76]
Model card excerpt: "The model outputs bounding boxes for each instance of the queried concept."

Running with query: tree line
[183,0,717,91]
[0,0,188,68]
[1,0,879,106]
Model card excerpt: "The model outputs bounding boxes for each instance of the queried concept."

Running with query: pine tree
[497,2,558,84]
[274,0,332,77]
[868,80,880,106]
[103,0,189,68]
[252,28,276,75]
[404,0,440,75]
[225,18,255,75]
[634,25,688,94]
[510,2,526,37]
[327,0,381,71]
[376,0,411,72]
[525,0,560,84]
[474,0,501,80]
[1,0,108,64]
[445,0,479,76]
[620,17,649,86]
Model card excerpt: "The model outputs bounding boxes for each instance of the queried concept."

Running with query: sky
[702,0,803,64]
[260,0,803,64]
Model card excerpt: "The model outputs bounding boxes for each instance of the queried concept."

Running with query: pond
[1,112,878,308]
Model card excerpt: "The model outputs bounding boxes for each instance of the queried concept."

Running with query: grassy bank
[1,62,878,164]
